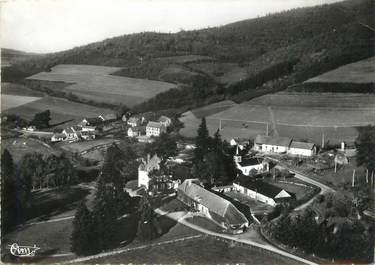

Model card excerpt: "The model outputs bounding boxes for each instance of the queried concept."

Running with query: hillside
[1,48,41,67]
[2,0,374,111]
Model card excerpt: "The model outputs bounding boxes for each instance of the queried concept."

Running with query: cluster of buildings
[127,115,172,138]
[51,114,117,143]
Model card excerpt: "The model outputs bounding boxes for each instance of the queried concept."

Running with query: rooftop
[238,157,263,167]
[147,121,164,129]
[290,141,315,150]
[178,180,248,226]
[254,135,292,147]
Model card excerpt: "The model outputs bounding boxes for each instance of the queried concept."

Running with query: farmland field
[180,92,375,145]
[26,64,177,107]
[1,82,44,97]
[1,94,42,110]
[3,96,114,127]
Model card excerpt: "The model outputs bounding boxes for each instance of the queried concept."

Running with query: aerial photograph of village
[0,0,374,264]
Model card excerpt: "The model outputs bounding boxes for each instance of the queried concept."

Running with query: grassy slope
[2,0,374,111]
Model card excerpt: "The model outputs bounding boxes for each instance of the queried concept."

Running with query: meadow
[26,64,177,107]
[180,92,375,145]
[1,94,41,111]
[3,96,115,127]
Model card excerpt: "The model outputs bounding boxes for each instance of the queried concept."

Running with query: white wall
[288,148,313,156]
[138,170,149,189]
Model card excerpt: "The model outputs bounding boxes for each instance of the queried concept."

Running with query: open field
[3,96,114,127]
[1,82,45,97]
[92,235,292,265]
[1,137,60,163]
[1,94,42,111]
[180,92,375,144]
[305,56,375,84]
[26,64,177,107]
[155,55,213,64]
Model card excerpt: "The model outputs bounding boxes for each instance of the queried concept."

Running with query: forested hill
[2,0,374,112]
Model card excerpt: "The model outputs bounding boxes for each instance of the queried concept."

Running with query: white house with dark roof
[146,121,166,137]
[138,154,162,189]
[127,126,146,137]
[254,135,292,153]
[233,176,293,206]
[234,146,269,176]
[177,179,249,233]
[288,141,317,156]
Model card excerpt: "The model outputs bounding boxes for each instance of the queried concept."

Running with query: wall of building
[288,148,313,156]
[138,170,149,189]
[233,183,276,206]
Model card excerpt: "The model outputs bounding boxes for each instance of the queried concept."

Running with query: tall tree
[136,195,158,241]
[194,117,210,162]
[30,110,51,129]
[145,132,177,160]
[355,125,375,174]
[71,201,95,255]
[20,153,45,190]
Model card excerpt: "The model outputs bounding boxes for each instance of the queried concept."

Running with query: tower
[233,145,242,163]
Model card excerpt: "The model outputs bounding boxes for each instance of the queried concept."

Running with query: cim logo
[9,243,40,257]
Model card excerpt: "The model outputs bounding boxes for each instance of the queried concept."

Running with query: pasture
[1,94,41,111]
[1,82,44,97]
[3,96,114,127]
[26,64,177,107]
[179,92,375,145]
[305,56,375,84]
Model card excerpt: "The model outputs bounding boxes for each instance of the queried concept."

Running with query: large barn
[177,179,249,233]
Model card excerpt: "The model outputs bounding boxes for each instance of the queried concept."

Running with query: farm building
[127,126,146,137]
[146,121,166,137]
[81,130,96,140]
[51,133,66,142]
[158,115,172,127]
[234,146,269,176]
[62,126,80,142]
[138,154,162,189]
[99,113,117,122]
[288,141,317,156]
[253,135,292,154]
[177,179,249,233]
[233,176,293,206]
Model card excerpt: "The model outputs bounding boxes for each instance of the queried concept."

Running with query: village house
[146,121,166,137]
[288,141,317,157]
[79,117,103,127]
[127,126,146,137]
[51,133,66,142]
[62,126,80,142]
[234,146,269,176]
[233,176,293,206]
[253,135,292,154]
[138,154,162,190]
[177,179,249,234]
[80,130,96,140]
[158,115,172,128]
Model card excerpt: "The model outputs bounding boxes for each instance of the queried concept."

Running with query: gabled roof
[128,117,140,122]
[290,141,315,150]
[238,157,263,167]
[158,115,171,123]
[147,121,164,129]
[254,135,292,147]
[178,180,248,226]
[63,127,75,134]
[129,126,146,132]
[235,177,291,199]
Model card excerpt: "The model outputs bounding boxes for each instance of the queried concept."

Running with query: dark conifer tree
[71,201,95,255]
[194,117,210,162]
[136,195,158,241]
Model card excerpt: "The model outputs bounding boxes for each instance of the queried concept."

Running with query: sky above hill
[1,0,342,53]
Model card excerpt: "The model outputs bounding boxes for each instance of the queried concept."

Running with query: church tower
[233,145,242,163]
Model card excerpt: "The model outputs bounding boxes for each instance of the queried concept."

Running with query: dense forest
[2,0,374,112]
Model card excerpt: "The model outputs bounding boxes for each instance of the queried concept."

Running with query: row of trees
[1,149,77,233]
